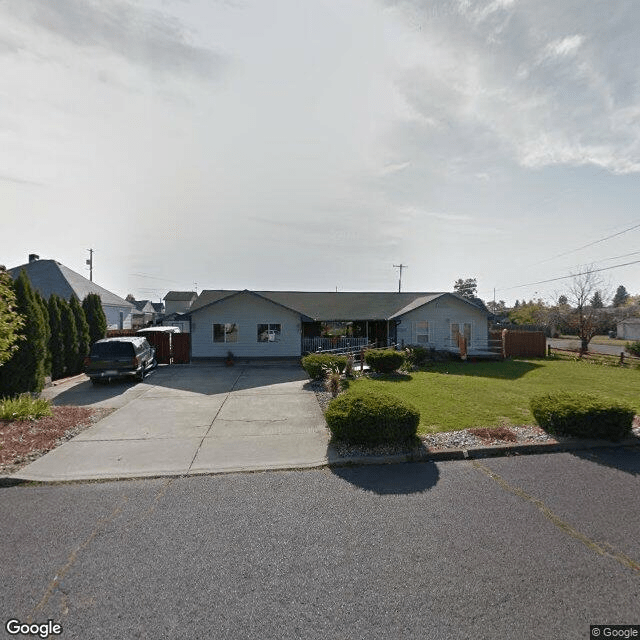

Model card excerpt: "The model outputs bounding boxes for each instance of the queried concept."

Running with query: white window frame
[257,323,282,343]
[213,323,238,343]
[414,320,429,344]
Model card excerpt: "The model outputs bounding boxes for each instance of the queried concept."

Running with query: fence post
[360,349,364,372]
[620,351,625,366]
[547,343,551,357]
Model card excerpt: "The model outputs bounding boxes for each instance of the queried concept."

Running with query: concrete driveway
[17,363,330,482]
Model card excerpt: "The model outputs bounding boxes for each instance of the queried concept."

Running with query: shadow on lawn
[422,359,544,380]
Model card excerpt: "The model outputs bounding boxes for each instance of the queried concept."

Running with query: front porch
[301,320,394,353]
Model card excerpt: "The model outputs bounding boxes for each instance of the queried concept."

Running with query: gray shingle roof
[190,290,486,321]
[8,259,133,308]
[164,291,197,302]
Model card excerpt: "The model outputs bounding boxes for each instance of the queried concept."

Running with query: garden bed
[0,406,113,475]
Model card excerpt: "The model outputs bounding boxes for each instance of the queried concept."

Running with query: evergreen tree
[0,267,24,366]
[453,277,478,299]
[82,293,107,346]
[613,285,629,308]
[0,270,48,395]
[34,290,51,378]
[70,295,90,373]
[590,290,604,309]
[59,297,78,376]
[48,294,65,380]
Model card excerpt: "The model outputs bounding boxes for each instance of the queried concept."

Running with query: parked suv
[85,337,156,384]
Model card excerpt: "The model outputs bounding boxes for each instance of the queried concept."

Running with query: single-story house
[163,291,197,315]
[617,318,640,341]
[8,255,134,330]
[188,289,490,359]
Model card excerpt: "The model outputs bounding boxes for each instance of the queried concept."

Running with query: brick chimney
[28,254,39,263]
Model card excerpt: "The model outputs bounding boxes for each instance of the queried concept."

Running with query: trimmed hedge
[364,349,405,374]
[626,341,640,357]
[404,345,431,367]
[325,390,420,444]
[301,353,347,379]
[530,392,634,441]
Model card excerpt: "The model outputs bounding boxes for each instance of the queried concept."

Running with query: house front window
[257,323,281,342]
[213,323,238,343]
[415,321,429,344]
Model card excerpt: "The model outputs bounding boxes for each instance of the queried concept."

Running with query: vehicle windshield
[90,342,135,358]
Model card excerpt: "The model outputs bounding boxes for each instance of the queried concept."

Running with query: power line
[529,219,640,266]
[497,259,640,293]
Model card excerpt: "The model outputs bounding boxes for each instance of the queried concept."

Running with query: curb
[325,437,640,468]
[2,438,638,486]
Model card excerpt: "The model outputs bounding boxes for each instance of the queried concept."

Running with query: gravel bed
[309,379,640,459]
[0,406,114,475]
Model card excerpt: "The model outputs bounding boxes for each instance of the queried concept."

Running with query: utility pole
[86,248,94,281]
[393,264,407,293]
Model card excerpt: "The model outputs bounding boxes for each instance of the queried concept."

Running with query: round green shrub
[626,341,640,357]
[404,345,431,367]
[364,349,405,374]
[325,390,420,444]
[301,354,347,379]
[530,392,634,441]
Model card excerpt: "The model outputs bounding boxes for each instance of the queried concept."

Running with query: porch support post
[366,321,368,342]
[386,320,389,346]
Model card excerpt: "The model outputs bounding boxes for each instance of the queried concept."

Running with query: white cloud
[542,34,585,59]
[383,0,640,175]
[0,0,228,80]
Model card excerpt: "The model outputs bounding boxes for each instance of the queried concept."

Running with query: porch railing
[302,337,370,353]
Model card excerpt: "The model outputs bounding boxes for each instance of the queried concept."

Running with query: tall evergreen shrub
[59,297,78,376]
[0,270,48,395]
[70,295,90,373]
[34,290,51,378]
[82,293,107,346]
[48,294,65,380]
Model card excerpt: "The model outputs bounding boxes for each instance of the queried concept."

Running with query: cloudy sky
[1,0,639,305]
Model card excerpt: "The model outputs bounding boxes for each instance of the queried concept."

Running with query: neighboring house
[188,289,490,359]
[8,255,134,330]
[131,300,157,328]
[163,291,197,315]
[161,312,191,333]
[617,318,640,341]
[151,302,165,319]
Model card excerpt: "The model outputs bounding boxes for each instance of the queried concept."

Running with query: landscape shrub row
[530,392,634,441]
[325,390,419,445]
[0,268,108,397]
[364,349,405,374]
[301,353,347,379]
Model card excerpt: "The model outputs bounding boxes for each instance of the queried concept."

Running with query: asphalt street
[2,449,639,640]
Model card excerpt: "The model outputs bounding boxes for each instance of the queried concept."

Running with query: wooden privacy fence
[172,333,191,364]
[105,329,190,364]
[489,329,546,358]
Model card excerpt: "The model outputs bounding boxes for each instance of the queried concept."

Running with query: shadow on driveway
[330,461,440,495]
[44,363,311,406]
[570,443,640,477]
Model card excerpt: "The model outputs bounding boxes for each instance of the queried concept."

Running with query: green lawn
[348,358,640,434]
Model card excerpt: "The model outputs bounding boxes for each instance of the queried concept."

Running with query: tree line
[0,268,108,397]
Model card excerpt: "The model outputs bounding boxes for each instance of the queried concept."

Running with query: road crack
[470,460,640,574]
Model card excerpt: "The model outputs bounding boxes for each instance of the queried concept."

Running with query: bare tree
[564,266,608,352]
